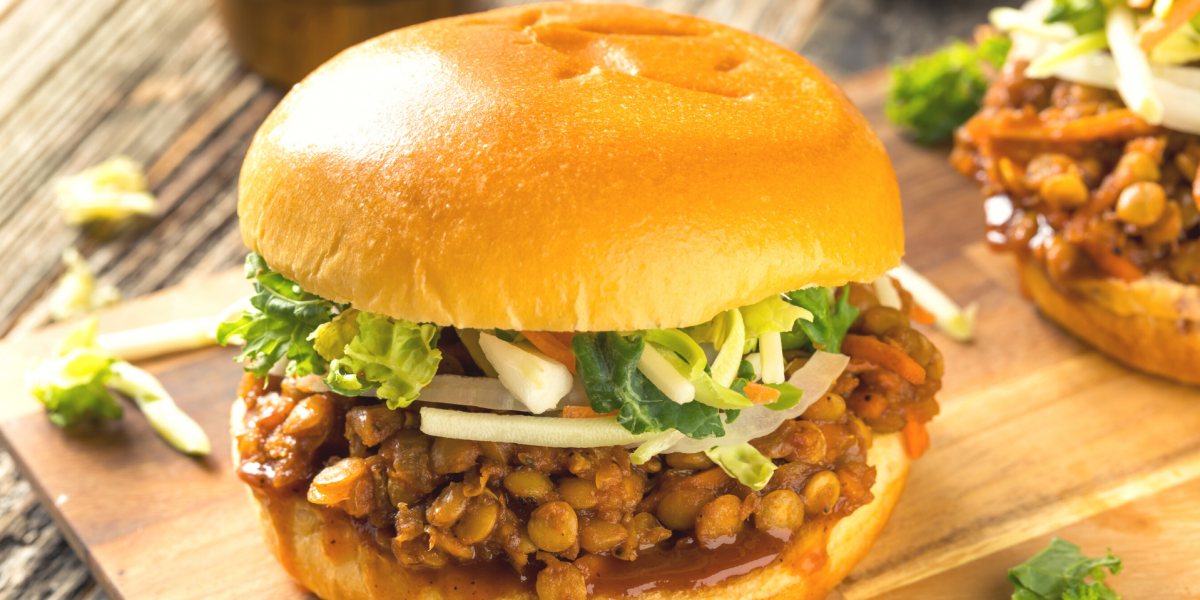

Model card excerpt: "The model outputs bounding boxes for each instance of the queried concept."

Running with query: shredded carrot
[551,332,576,346]
[521,331,577,374]
[902,416,930,460]
[1078,239,1145,282]
[743,382,781,405]
[909,303,936,325]
[561,406,616,419]
[965,109,1159,144]
[1137,0,1200,51]
[842,334,927,386]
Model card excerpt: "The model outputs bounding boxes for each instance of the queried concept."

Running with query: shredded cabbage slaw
[993,0,1200,133]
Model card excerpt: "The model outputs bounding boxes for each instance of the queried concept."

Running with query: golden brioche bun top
[238,2,903,331]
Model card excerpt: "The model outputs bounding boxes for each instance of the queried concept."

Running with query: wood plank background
[0,0,1021,598]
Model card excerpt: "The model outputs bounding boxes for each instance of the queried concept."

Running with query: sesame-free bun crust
[234,395,909,600]
[238,2,903,332]
[1018,256,1200,385]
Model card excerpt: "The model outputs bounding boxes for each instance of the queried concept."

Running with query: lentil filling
[234,283,941,600]
[951,60,1200,285]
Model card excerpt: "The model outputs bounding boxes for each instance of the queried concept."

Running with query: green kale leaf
[571,332,723,440]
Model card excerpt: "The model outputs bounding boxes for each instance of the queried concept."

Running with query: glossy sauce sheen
[264,485,838,599]
[580,529,795,596]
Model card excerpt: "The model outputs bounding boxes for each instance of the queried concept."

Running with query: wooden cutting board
[1,70,1198,600]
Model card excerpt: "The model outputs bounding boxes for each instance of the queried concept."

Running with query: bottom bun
[233,402,910,600]
[1018,256,1200,385]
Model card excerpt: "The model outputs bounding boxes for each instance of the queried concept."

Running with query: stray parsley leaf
[886,36,1012,145]
[785,287,859,354]
[1009,538,1122,600]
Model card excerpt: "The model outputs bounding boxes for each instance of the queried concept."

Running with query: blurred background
[0,0,1016,598]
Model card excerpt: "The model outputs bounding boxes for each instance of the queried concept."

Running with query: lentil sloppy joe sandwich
[220,3,944,599]
[954,0,1200,383]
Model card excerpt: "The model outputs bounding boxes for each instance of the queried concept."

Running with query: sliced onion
[758,331,785,385]
[637,347,695,404]
[872,275,902,310]
[990,6,1076,42]
[415,351,848,453]
[664,351,849,454]
[416,374,589,413]
[267,357,289,377]
[630,431,685,465]
[295,374,331,393]
[478,333,573,414]
[1024,31,1109,79]
[1050,52,1200,134]
[1108,4,1165,124]
[419,407,656,448]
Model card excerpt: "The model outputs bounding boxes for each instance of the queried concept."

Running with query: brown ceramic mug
[216,0,456,87]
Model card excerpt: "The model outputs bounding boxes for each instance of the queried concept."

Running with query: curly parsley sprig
[1009,538,1122,600]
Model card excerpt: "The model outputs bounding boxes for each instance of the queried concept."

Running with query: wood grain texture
[8,0,1152,598]
[1,71,1198,600]
[0,1,845,596]
[883,477,1200,599]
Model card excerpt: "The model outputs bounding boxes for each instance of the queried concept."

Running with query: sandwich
[219,3,944,599]
[952,0,1200,383]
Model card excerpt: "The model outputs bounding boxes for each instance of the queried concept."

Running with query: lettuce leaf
[785,287,859,354]
[709,309,745,387]
[216,253,339,377]
[642,328,707,380]
[654,345,752,410]
[762,382,804,412]
[692,373,753,410]
[49,248,121,322]
[740,295,813,339]
[25,319,210,454]
[1008,538,1122,600]
[1045,0,1106,35]
[26,319,121,426]
[54,156,157,224]
[324,312,442,409]
[311,308,360,361]
[704,443,776,491]
[571,332,723,440]
[26,341,121,427]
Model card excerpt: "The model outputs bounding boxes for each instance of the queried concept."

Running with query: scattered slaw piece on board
[888,263,978,342]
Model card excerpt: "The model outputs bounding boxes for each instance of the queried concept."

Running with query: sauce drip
[264,484,844,599]
[576,528,795,597]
